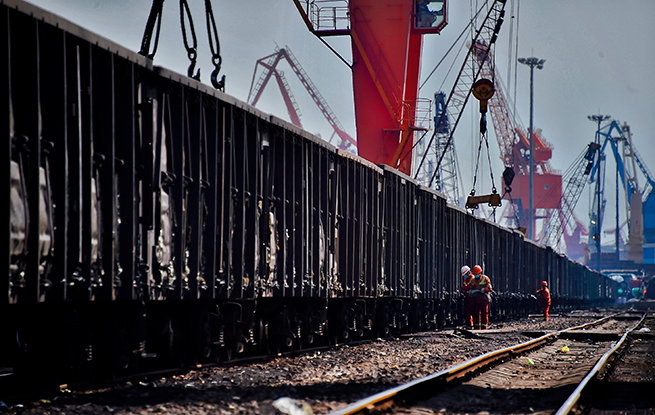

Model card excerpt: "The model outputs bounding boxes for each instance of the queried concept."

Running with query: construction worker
[460,265,474,329]
[466,265,492,329]
[536,281,551,321]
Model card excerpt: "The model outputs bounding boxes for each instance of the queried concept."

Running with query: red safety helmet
[472,265,482,275]
[541,281,548,286]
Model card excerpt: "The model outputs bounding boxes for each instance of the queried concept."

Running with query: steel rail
[555,311,648,415]
[328,312,625,415]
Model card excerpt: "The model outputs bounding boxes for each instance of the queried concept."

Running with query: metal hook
[211,69,225,91]
[188,60,200,81]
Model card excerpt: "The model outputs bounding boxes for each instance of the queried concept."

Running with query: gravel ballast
[4,313,602,415]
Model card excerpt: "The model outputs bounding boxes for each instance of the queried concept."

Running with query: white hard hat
[461,265,471,276]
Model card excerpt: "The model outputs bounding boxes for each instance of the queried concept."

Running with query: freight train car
[2,0,617,391]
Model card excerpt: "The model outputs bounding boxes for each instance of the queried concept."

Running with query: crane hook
[210,54,224,90]
[187,60,200,81]
[211,70,225,91]
[186,48,200,80]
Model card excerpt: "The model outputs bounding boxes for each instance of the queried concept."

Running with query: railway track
[571,313,655,414]
[330,311,651,415]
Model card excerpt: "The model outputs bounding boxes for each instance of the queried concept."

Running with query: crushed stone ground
[3,313,602,415]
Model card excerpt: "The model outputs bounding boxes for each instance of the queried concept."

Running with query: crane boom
[615,122,655,202]
[247,46,357,150]
[248,50,304,128]
[541,142,600,250]
[282,47,357,149]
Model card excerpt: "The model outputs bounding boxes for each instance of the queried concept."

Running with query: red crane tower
[292,0,447,176]
[247,46,357,151]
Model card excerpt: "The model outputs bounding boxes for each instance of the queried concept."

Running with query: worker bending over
[463,265,492,330]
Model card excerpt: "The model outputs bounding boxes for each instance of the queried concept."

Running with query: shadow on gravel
[416,383,578,413]
[26,380,394,411]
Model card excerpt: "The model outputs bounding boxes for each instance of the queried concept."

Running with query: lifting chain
[466,129,501,220]
[469,131,498,196]
[139,0,224,90]
[138,0,165,59]
[466,78,500,219]
[179,0,200,80]
[204,0,225,91]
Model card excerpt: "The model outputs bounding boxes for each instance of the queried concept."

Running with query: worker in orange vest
[466,265,492,330]
[536,281,551,321]
[460,265,474,329]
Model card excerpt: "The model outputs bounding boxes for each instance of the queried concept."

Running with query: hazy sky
[24,0,655,242]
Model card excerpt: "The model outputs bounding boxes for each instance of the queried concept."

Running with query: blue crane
[540,142,600,252]
[587,119,655,265]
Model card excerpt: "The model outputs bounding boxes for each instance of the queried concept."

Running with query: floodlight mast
[518,56,545,240]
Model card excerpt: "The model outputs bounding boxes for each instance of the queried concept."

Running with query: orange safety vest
[462,275,475,294]
[537,287,551,302]
[468,274,492,295]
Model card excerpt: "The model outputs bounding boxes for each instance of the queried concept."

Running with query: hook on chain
[180,0,200,81]
[140,0,224,87]
[187,49,200,80]
[211,70,225,91]
[205,0,224,90]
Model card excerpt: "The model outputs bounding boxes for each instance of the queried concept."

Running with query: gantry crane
[247,46,357,151]
[540,142,601,252]
[541,118,655,265]
[292,0,451,175]
[587,119,655,266]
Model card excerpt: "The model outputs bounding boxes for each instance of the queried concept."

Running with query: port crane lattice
[586,120,655,254]
[247,46,357,151]
[597,121,655,205]
[541,119,655,257]
[413,92,462,206]
[413,0,507,192]
[540,142,600,251]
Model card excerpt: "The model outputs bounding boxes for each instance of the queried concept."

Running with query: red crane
[247,46,357,151]
[292,0,448,175]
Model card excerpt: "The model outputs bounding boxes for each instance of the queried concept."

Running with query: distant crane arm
[248,46,356,150]
[620,124,655,202]
[541,142,600,249]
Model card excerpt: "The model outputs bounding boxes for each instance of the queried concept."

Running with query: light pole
[518,56,545,240]
[588,114,610,271]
